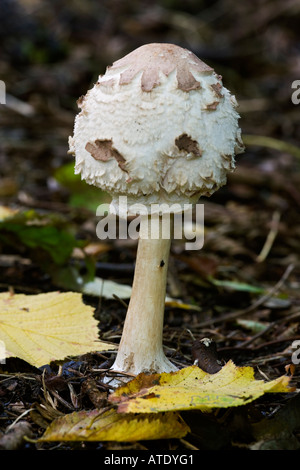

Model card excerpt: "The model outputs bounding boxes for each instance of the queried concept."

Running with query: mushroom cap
[69,43,244,216]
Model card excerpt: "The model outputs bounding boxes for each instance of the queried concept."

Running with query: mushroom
[69,43,244,378]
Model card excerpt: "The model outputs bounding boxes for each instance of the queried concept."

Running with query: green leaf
[243,134,300,159]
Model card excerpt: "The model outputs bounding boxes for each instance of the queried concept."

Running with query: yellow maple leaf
[0,291,115,367]
[109,361,294,413]
[39,408,189,442]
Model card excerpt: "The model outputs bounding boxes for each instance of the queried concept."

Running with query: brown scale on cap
[109,43,213,92]
[85,139,127,172]
[76,95,85,107]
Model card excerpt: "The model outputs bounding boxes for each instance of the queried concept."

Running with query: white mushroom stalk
[69,43,244,378]
[112,213,176,375]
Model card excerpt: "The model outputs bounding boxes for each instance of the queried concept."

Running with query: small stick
[256,210,281,262]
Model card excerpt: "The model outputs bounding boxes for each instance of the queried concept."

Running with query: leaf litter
[0,291,115,367]
[1,0,300,451]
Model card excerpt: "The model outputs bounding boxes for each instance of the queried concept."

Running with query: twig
[6,409,32,432]
[243,134,300,159]
[112,294,128,308]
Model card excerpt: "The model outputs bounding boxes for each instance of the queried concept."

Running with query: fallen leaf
[237,318,269,334]
[39,408,189,442]
[109,361,294,414]
[0,291,115,367]
[0,205,19,220]
[209,277,265,294]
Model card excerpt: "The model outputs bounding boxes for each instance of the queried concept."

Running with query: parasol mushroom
[69,43,244,379]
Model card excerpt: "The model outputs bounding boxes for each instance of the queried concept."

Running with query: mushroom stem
[111,213,177,375]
